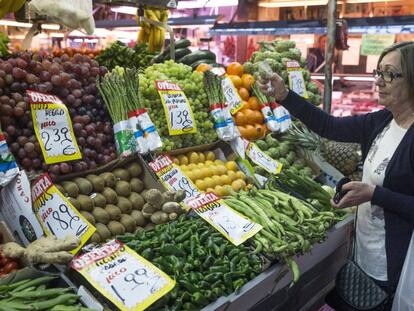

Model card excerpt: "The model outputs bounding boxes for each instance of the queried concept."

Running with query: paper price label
[222,76,243,115]
[286,61,308,99]
[28,90,82,164]
[71,240,175,311]
[155,80,197,135]
[149,155,200,209]
[188,192,262,245]
[31,173,95,253]
[246,142,283,175]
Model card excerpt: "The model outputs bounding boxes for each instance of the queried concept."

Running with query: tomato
[3,262,18,274]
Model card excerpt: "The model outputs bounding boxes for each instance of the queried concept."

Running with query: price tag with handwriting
[155,80,197,135]
[187,192,262,245]
[71,240,175,311]
[246,142,283,175]
[28,90,82,164]
[286,61,308,99]
[222,75,243,115]
[31,173,95,253]
[149,155,200,209]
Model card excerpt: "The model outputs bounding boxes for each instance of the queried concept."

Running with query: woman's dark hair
[378,41,414,100]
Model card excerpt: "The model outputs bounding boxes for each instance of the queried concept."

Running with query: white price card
[286,61,308,99]
[246,142,283,175]
[149,155,200,209]
[28,90,82,164]
[187,192,262,246]
[222,75,243,115]
[71,240,175,311]
[31,173,95,253]
[155,80,197,135]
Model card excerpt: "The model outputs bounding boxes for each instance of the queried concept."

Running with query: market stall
[0,1,364,310]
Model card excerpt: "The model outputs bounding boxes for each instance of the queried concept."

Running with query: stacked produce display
[0,33,353,311]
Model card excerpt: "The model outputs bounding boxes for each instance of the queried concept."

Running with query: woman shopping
[259,41,414,309]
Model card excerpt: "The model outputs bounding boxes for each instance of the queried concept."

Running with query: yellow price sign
[71,240,175,311]
[155,80,197,135]
[31,173,95,254]
[28,90,82,164]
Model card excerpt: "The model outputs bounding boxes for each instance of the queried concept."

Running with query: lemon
[227,171,238,181]
[187,163,197,170]
[198,152,206,163]
[188,152,199,164]
[217,165,228,175]
[205,151,215,161]
[180,164,188,171]
[192,169,203,181]
[236,171,246,180]
[212,175,223,186]
[225,161,238,171]
[205,160,214,166]
[186,171,195,181]
[232,179,246,192]
[214,159,224,165]
[204,177,215,189]
[197,163,205,169]
[177,155,189,165]
[195,179,207,191]
[214,185,229,197]
[220,175,232,185]
[172,157,179,165]
[200,167,212,179]
[206,187,215,193]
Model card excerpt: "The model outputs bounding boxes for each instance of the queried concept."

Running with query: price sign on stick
[149,155,200,209]
[222,75,243,115]
[286,61,308,99]
[188,192,262,245]
[28,90,82,164]
[246,142,283,175]
[155,80,197,135]
[32,173,95,253]
[71,240,175,311]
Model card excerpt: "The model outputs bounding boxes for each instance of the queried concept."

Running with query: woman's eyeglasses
[373,69,403,82]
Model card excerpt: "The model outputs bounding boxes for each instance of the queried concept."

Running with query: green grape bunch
[139,60,217,151]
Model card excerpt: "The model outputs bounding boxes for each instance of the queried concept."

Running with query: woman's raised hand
[257,72,289,102]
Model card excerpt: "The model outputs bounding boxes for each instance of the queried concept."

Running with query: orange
[252,110,264,124]
[241,74,254,90]
[228,75,242,89]
[244,124,259,140]
[238,87,250,101]
[227,62,244,77]
[255,123,266,139]
[234,110,248,126]
[238,125,248,138]
[240,108,255,125]
[196,63,212,72]
[241,100,249,110]
[248,96,261,110]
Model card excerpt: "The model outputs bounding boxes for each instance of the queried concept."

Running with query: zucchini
[180,50,216,65]
[152,53,165,63]
[165,48,192,61]
[190,59,216,70]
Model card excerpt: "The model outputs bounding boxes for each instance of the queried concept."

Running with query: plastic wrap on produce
[113,120,137,158]
[137,109,163,152]
[0,133,19,187]
[29,0,95,34]
[128,111,149,155]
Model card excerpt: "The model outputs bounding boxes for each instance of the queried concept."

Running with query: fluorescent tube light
[259,0,328,7]
[0,20,60,30]
[177,0,238,9]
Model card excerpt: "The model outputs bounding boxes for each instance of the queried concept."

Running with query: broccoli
[243,62,254,74]
[267,147,281,159]
[265,134,279,148]
[280,48,301,61]
[256,140,269,151]
[275,40,296,53]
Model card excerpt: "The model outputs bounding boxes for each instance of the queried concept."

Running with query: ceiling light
[177,0,238,9]
[111,6,137,15]
[259,0,328,8]
[50,32,65,38]
[0,20,60,30]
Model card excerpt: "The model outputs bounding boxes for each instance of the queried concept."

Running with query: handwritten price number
[46,203,88,237]
[177,176,198,199]
[290,71,306,96]
[40,127,76,155]
[170,110,194,132]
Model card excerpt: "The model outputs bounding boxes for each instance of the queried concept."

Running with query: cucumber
[180,50,216,65]
[174,39,191,49]
[152,53,165,63]
[190,59,216,70]
[165,48,192,61]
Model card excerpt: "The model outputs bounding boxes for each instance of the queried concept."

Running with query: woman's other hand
[257,72,289,102]
[332,181,376,208]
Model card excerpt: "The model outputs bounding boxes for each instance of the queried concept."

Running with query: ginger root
[3,235,81,265]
